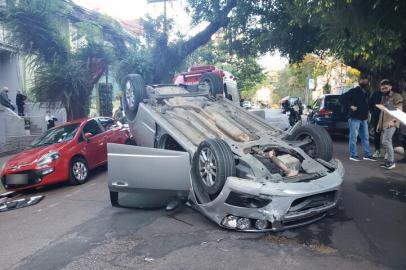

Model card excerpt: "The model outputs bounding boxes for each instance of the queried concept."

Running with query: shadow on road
[356,175,406,203]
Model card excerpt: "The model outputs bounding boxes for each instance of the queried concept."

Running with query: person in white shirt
[45,110,58,130]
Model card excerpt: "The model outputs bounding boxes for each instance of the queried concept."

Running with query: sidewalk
[0,154,13,193]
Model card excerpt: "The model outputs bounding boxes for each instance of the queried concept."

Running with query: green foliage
[30,60,92,119]
[2,0,69,65]
[98,83,113,117]
[2,0,136,120]
[225,0,406,83]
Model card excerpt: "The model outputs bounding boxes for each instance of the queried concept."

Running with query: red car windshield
[29,123,80,148]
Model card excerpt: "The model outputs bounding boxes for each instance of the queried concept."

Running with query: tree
[226,0,406,89]
[182,35,266,98]
[1,0,134,120]
[141,0,238,83]
[272,54,358,103]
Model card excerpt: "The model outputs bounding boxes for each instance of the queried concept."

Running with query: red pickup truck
[174,65,240,104]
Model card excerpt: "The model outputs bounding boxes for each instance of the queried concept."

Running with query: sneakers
[350,155,377,161]
[363,156,377,161]
[350,156,361,161]
[372,150,382,158]
[380,161,396,170]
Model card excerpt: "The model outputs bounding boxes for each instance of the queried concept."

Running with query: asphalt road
[0,113,405,270]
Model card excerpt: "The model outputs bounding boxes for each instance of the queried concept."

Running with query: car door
[80,119,105,167]
[107,143,191,206]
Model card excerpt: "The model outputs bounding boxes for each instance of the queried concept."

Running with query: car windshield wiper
[30,141,55,148]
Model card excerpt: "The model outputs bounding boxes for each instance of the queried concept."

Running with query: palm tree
[1,0,131,120]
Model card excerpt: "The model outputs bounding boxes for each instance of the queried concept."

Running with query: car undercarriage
[107,74,344,232]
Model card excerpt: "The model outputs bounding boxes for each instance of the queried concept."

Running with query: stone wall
[0,135,38,155]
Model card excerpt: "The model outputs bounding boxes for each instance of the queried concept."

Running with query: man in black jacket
[339,74,376,161]
[16,90,27,116]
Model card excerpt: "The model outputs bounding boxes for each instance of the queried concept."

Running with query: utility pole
[147,0,175,35]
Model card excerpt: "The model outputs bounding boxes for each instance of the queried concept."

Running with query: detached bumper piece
[0,191,44,212]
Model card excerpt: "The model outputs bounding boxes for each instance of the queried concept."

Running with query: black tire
[122,74,146,121]
[125,138,137,146]
[110,191,119,207]
[69,157,89,185]
[289,124,333,161]
[192,139,236,196]
[199,72,224,97]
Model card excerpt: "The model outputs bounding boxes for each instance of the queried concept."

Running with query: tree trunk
[151,0,237,83]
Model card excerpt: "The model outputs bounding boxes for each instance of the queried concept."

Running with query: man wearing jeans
[339,74,376,161]
[376,79,403,169]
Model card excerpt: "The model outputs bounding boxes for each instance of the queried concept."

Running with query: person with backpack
[339,74,377,162]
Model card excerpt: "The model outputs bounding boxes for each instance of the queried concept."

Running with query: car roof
[56,116,111,128]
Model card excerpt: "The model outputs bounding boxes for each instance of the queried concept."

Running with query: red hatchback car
[1,117,131,191]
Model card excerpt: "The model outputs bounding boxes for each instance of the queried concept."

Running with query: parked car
[1,117,132,191]
[173,65,240,104]
[108,73,344,232]
[307,94,348,133]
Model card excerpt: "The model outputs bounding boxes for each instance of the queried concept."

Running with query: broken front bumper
[191,159,344,232]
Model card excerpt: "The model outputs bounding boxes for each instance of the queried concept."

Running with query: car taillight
[318,108,333,117]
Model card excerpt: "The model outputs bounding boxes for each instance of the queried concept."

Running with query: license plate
[6,174,29,185]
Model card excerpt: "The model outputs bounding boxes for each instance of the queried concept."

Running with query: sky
[73,0,287,72]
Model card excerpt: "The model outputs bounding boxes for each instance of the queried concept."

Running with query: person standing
[45,110,58,130]
[369,86,383,158]
[376,79,403,170]
[113,106,123,121]
[0,86,15,111]
[16,90,27,116]
[339,74,376,161]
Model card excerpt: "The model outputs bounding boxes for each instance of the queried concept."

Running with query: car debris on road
[0,191,44,212]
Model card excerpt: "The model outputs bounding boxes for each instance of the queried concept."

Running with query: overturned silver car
[107,73,344,232]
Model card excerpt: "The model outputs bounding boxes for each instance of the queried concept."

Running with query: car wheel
[69,157,89,185]
[192,139,236,197]
[110,191,119,207]
[122,74,146,121]
[199,72,223,97]
[289,124,333,161]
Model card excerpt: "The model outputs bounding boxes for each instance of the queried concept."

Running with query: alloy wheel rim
[199,147,217,187]
[125,81,135,108]
[73,161,87,181]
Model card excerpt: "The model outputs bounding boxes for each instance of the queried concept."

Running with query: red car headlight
[37,152,60,167]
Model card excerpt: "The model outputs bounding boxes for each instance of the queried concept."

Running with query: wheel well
[158,134,185,152]
[70,154,87,165]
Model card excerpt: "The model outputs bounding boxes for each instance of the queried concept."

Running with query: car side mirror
[84,132,92,142]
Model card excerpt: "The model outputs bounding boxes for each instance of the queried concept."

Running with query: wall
[25,103,67,133]
[0,50,24,106]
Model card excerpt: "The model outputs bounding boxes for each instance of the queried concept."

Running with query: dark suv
[307,94,348,132]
